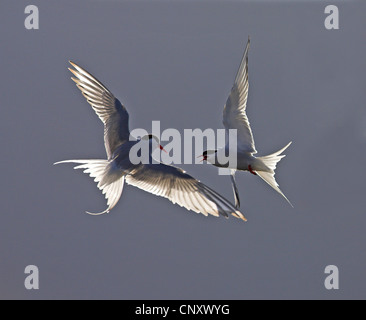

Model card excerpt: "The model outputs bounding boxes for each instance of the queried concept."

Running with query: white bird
[54,61,246,221]
[198,38,292,209]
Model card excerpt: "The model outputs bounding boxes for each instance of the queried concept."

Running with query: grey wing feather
[125,163,246,221]
[223,37,256,154]
[68,61,130,158]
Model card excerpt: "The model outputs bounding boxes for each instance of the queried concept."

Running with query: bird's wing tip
[233,210,247,222]
[68,68,78,76]
[283,194,294,208]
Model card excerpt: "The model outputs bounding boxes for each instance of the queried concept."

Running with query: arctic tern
[199,38,292,209]
[55,61,246,221]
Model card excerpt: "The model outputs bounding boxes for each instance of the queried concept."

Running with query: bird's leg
[248,165,257,175]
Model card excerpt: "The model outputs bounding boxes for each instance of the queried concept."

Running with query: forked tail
[256,142,293,207]
[54,159,125,214]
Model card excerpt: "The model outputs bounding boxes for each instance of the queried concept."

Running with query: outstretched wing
[125,163,246,221]
[69,61,130,158]
[223,37,256,154]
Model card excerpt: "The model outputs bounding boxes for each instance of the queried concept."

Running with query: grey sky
[0,0,365,299]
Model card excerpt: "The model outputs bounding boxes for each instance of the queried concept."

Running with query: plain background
[1,0,365,299]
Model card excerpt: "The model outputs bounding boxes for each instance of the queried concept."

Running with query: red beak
[197,155,207,163]
[160,145,168,153]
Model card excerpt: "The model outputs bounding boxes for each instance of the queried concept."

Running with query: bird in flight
[55,61,246,221]
[198,37,292,209]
